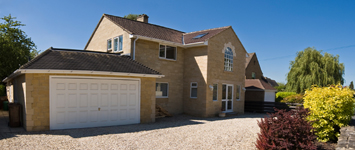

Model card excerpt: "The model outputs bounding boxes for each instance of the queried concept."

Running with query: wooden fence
[244,101,303,113]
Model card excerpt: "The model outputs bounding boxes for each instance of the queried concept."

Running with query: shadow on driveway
[0,112,267,140]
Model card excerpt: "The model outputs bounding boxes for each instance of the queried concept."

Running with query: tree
[0,14,37,82]
[350,81,354,90]
[274,82,286,92]
[123,14,141,21]
[286,47,344,93]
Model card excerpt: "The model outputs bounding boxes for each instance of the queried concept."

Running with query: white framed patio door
[222,84,233,112]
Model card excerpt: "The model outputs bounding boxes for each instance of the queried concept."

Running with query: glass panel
[227,86,232,99]
[213,84,217,101]
[166,46,176,60]
[107,39,112,50]
[161,83,168,96]
[156,83,162,97]
[119,36,123,51]
[159,45,165,58]
[222,85,226,99]
[113,38,118,52]
[236,85,240,100]
[191,83,197,87]
[222,101,226,111]
[156,83,168,97]
[227,100,232,109]
[191,88,197,98]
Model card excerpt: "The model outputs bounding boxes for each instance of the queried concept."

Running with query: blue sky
[1,0,354,85]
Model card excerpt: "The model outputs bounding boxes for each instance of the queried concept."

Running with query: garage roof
[245,79,276,91]
[20,47,161,75]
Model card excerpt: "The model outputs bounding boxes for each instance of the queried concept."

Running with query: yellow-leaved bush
[303,84,355,142]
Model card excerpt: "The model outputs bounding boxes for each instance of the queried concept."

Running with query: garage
[50,76,140,130]
[3,48,162,131]
[264,90,276,102]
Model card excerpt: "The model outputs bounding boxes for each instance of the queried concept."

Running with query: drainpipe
[133,36,139,60]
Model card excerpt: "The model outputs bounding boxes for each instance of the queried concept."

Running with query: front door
[222,84,233,112]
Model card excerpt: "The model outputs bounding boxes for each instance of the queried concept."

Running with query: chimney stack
[137,14,149,23]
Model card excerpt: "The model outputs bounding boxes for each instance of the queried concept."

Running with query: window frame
[190,82,198,98]
[224,47,233,71]
[159,44,177,61]
[156,82,169,98]
[236,85,241,101]
[213,83,218,101]
[113,35,123,52]
[107,38,112,51]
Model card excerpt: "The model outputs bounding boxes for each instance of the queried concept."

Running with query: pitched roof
[245,53,255,68]
[20,47,161,75]
[262,76,279,87]
[86,14,231,47]
[245,79,276,91]
[183,26,230,44]
[104,14,184,43]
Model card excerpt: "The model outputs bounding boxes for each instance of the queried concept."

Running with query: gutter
[129,34,208,48]
[132,36,139,60]
[3,69,165,83]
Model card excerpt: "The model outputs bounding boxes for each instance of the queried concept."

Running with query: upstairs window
[159,45,176,60]
[113,35,123,52]
[224,47,233,71]
[107,39,112,50]
[190,82,198,98]
[252,72,256,79]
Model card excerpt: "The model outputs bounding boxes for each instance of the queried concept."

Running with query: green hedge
[0,84,5,96]
[275,92,297,102]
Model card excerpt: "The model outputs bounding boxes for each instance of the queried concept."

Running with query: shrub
[281,94,304,103]
[255,107,316,150]
[275,92,297,102]
[303,84,355,142]
[0,84,5,96]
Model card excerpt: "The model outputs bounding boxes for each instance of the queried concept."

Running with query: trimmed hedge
[275,92,297,102]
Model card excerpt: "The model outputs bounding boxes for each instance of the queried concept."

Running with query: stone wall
[22,73,156,131]
[337,126,355,150]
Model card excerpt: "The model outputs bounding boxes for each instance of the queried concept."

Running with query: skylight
[192,33,208,39]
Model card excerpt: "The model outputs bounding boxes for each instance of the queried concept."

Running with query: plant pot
[219,112,226,117]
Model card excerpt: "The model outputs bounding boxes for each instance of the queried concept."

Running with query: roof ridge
[103,14,185,33]
[183,26,230,35]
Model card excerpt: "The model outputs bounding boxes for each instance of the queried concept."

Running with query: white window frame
[224,47,233,71]
[190,82,198,98]
[159,44,177,61]
[236,85,241,101]
[107,38,112,51]
[156,82,169,98]
[113,35,123,52]
[213,83,218,101]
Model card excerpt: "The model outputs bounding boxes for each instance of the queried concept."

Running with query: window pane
[222,85,226,99]
[222,101,226,111]
[236,85,240,100]
[156,83,168,97]
[113,38,118,51]
[228,86,232,99]
[107,39,112,50]
[161,83,168,96]
[213,84,217,101]
[227,100,232,109]
[119,36,123,51]
[159,45,165,58]
[191,88,197,98]
[191,83,197,87]
[166,46,176,60]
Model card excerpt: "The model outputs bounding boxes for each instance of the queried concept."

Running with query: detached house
[4,14,247,131]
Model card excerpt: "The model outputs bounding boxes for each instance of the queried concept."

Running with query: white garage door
[50,76,140,130]
[264,91,276,102]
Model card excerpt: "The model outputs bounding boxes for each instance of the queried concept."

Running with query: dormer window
[107,39,112,50]
[159,45,176,60]
[193,33,208,39]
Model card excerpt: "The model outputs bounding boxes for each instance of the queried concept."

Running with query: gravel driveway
[0,113,266,150]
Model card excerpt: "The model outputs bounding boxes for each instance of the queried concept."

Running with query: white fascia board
[129,34,208,48]
[3,69,164,82]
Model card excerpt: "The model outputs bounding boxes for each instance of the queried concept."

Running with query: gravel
[0,113,266,150]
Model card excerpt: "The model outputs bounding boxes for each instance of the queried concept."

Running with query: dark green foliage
[274,82,286,92]
[286,47,344,93]
[350,81,354,90]
[255,107,316,150]
[123,14,141,20]
[0,14,37,82]
[0,84,5,96]
[281,94,304,103]
[275,92,296,102]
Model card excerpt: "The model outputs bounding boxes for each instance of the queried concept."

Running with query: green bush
[281,94,304,103]
[275,92,297,102]
[0,84,6,96]
[304,84,355,142]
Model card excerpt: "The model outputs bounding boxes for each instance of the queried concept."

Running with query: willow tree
[286,47,344,93]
